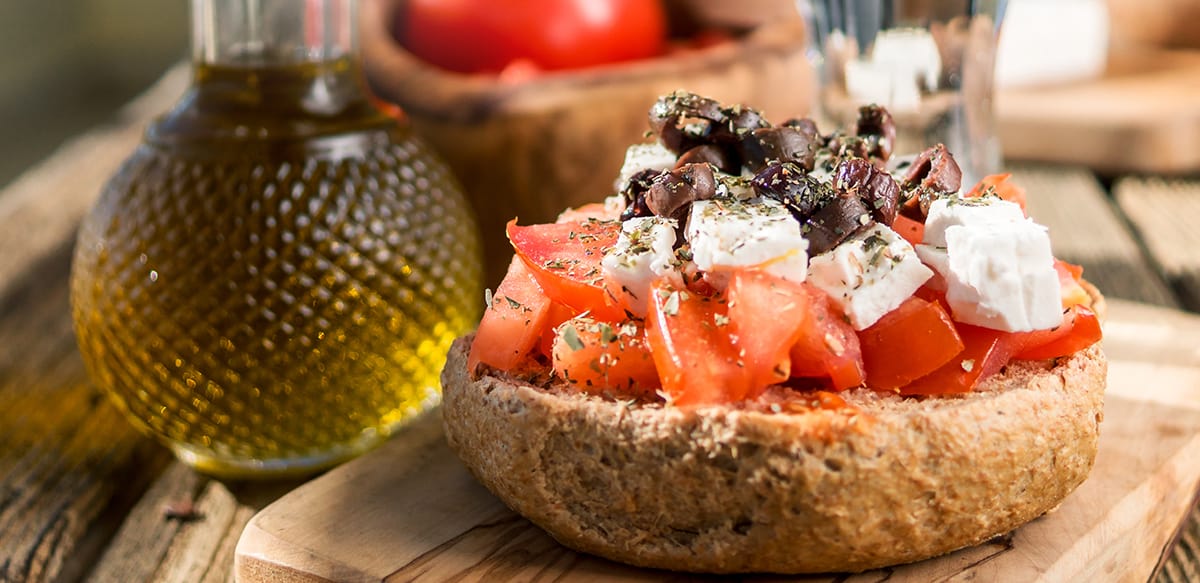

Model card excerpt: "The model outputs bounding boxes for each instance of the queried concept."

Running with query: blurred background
[0,0,185,188]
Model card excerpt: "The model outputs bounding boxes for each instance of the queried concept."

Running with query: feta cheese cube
[923,196,1026,247]
[917,220,1063,332]
[613,142,677,193]
[601,216,678,317]
[686,198,808,288]
[807,223,934,330]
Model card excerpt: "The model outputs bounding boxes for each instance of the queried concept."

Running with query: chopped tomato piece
[726,270,811,395]
[966,173,1027,214]
[536,302,579,358]
[893,214,925,246]
[468,257,553,372]
[1054,259,1090,308]
[552,316,659,397]
[555,202,620,223]
[901,324,1021,395]
[507,218,625,321]
[645,278,751,405]
[788,286,865,391]
[1013,305,1102,360]
[914,282,951,313]
[859,297,964,390]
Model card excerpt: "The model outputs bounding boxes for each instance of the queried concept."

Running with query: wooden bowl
[361,0,815,285]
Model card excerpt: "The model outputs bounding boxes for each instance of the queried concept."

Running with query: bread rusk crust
[440,286,1107,574]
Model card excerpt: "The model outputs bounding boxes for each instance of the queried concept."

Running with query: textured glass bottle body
[69,1,482,477]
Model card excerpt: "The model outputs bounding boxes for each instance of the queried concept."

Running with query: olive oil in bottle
[70,0,482,477]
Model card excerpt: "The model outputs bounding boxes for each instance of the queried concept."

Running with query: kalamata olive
[676,144,735,173]
[825,132,871,160]
[739,127,818,173]
[727,105,769,134]
[645,163,717,221]
[900,144,962,218]
[619,168,659,221]
[804,194,872,255]
[648,92,725,153]
[855,104,896,162]
[782,117,821,138]
[647,92,771,164]
[833,158,900,226]
[753,162,833,220]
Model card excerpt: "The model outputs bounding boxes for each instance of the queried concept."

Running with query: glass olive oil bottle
[70,0,482,477]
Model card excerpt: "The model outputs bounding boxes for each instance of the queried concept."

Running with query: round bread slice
[440,291,1107,574]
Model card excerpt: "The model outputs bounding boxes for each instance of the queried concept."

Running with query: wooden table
[2,69,1199,583]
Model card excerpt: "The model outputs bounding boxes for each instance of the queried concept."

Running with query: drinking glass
[800,0,1007,185]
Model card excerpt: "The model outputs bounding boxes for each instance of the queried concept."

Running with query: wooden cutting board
[997,49,1200,174]
[234,299,1200,582]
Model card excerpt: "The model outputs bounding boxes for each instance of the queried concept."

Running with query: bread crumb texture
[441,337,1106,574]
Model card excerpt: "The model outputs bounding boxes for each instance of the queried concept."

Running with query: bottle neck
[191,0,357,67]
[151,0,392,146]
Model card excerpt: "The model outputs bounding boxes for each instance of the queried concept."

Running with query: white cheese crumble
[922,196,1025,247]
[601,216,678,317]
[685,198,808,289]
[917,219,1062,332]
[807,223,933,330]
[613,142,677,193]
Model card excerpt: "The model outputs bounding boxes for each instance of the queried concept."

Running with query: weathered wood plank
[1114,177,1200,312]
[0,241,173,583]
[1012,165,1180,308]
[0,66,187,583]
[86,461,304,583]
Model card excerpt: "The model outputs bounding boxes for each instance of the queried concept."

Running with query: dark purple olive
[739,127,819,173]
[804,194,872,255]
[648,92,725,153]
[619,168,660,221]
[855,104,896,162]
[752,161,833,220]
[676,144,736,174]
[901,144,963,218]
[832,158,900,226]
[645,163,717,221]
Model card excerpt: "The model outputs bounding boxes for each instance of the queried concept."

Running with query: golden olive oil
[70,58,482,477]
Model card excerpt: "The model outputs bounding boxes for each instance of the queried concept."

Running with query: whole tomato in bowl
[394,0,668,74]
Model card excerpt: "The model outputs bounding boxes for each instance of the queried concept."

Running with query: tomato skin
[859,297,964,391]
[900,324,1021,395]
[788,286,866,391]
[726,271,812,394]
[893,214,925,246]
[645,278,750,405]
[1054,259,1090,308]
[1013,305,1102,360]
[966,173,1027,214]
[398,0,667,74]
[552,317,659,397]
[537,302,579,359]
[468,257,553,373]
[507,218,626,321]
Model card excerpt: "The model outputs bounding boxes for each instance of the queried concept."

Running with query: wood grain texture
[1113,177,1200,312]
[235,300,1200,583]
[0,65,188,583]
[997,49,1200,174]
[1015,165,1179,308]
[0,236,172,583]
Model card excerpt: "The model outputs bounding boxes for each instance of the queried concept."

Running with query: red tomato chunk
[468,257,553,372]
[859,297,964,391]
